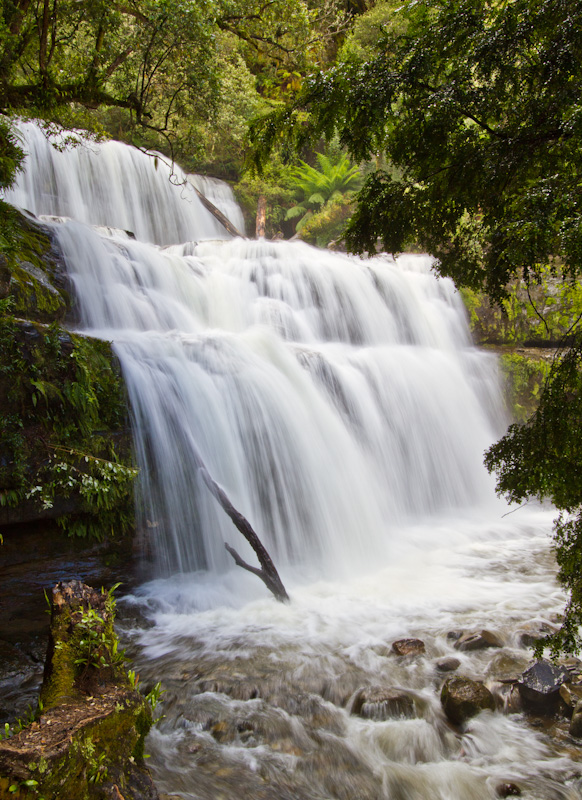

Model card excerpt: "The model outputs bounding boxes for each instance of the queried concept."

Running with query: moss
[0,313,135,542]
[499,351,551,422]
[0,582,156,800]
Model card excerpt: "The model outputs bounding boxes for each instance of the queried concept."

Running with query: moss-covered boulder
[0,211,70,324]
[0,581,158,800]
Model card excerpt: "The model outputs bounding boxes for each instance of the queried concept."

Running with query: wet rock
[351,686,415,720]
[558,656,582,678]
[518,660,569,715]
[560,684,582,716]
[446,630,463,642]
[570,700,582,738]
[517,621,558,649]
[435,657,461,673]
[485,652,532,683]
[391,638,425,657]
[496,782,522,797]
[454,630,503,652]
[440,677,495,726]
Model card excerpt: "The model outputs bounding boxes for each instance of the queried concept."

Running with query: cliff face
[0,211,136,539]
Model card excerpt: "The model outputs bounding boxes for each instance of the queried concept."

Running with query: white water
[6,120,242,244]
[6,122,581,799]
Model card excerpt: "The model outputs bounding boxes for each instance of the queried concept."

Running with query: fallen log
[190,184,245,238]
[199,467,290,603]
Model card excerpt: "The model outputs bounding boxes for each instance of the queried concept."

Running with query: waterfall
[6,121,504,577]
[5,122,578,800]
[5,120,241,244]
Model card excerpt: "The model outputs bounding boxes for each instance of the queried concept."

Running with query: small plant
[74,585,126,677]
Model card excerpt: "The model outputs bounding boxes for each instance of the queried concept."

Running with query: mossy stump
[0,581,158,800]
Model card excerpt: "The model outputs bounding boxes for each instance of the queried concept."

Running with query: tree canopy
[250,0,582,652]
[0,0,348,167]
[251,0,582,302]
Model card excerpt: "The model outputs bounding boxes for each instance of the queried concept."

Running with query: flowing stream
[5,122,582,799]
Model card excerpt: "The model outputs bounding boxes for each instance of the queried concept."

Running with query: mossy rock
[0,581,158,800]
[1,212,70,324]
[0,690,156,800]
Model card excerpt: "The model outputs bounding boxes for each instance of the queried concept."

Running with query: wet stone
[485,651,532,683]
[496,782,522,797]
[559,683,582,714]
[440,677,495,726]
[392,638,425,657]
[454,630,503,652]
[351,686,415,721]
[518,660,569,715]
[435,657,461,673]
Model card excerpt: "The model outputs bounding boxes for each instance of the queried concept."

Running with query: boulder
[391,638,425,657]
[440,677,495,726]
[518,660,569,715]
[454,630,503,652]
[435,657,461,673]
[351,686,415,721]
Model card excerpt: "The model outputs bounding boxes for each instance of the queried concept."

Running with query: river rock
[518,660,569,714]
[496,782,522,797]
[435,657,461,673]
[570,700,582,738]
[392,638,425,657]
[351,686,415,720]
[440,677,495,726]
[485,652,532,683]
[516,620,558,649]
[559,683,582,715]
[454,630,503,652]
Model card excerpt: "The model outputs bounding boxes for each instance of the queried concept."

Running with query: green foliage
[299,192,354,247]
[498,352,549,423]
[284,150,362,232]
[0,0,347,178]
[0,308,136,540]
[235,156,297,237]
[251,0,582,300]
[74,587,125,676]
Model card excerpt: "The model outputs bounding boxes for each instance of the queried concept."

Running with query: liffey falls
[4,121,581,799]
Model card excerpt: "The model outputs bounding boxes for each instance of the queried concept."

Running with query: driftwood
[199,467,290,603]
[190,184,244,238]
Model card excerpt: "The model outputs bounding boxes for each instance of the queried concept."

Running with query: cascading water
[6,122,581,799]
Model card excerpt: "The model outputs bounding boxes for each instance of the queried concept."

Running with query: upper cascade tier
[3,120,244,245]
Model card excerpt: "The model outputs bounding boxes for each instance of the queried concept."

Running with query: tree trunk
[191,184,244,238]
[256,194,266,238]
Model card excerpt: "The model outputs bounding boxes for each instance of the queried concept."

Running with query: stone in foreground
[440,676,495,726]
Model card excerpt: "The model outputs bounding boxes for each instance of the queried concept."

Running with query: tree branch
[199,467,289,602]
